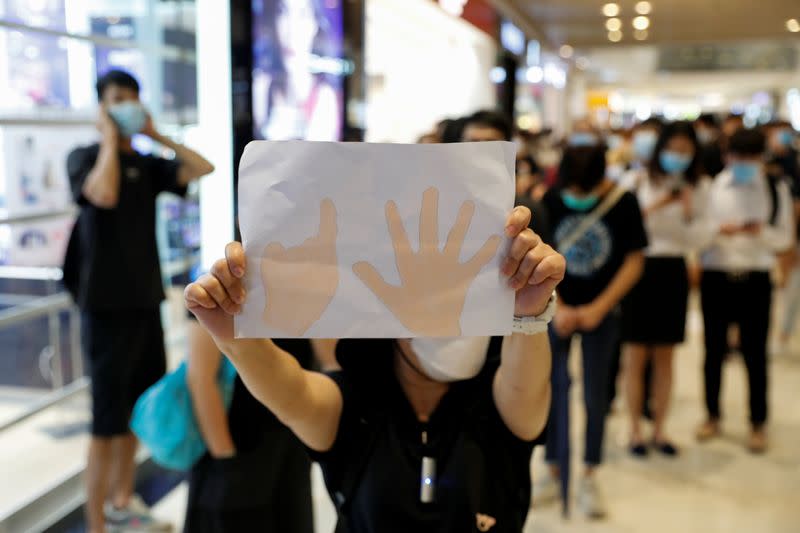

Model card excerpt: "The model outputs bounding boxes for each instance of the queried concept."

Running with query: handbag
[557,185,626,254]
[130,357,237,471]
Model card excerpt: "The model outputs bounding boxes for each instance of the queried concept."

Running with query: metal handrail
[0,19,196,62]
[0,377,89,433]
[0,208,77,226]
[0,293,74,330]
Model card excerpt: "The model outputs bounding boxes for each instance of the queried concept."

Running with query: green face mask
[561,190,599,212]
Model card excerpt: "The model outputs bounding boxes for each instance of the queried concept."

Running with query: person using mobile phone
[696,128,796,453]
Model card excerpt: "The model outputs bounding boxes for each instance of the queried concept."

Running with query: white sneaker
[577,476,607,520]
[104,494,173,532]
[531,471,560,508]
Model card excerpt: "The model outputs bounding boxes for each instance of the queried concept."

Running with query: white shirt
[621,170,712,257]
[700,170,795,272]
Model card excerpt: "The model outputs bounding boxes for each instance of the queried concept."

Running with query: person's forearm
[188,378,236,457]
[151,132,214,183]
[311,339,340,371]
[592,252,645,315]
[215,337,341,451]
[83,135,121,208]
[215,338,310,425]
[494,332,552,441]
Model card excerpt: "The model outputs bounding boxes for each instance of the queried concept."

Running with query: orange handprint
[260,198,339,336]
[353,187,502,336]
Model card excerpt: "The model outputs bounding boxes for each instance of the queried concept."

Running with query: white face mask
[409,337,491,382]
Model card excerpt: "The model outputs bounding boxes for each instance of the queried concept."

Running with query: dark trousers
[546,313,619,466]
[700,271,771,426]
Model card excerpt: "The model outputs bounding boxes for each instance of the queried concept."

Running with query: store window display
[252,0,344,141]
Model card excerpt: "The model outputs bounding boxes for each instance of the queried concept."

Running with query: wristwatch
[512,292,557,335]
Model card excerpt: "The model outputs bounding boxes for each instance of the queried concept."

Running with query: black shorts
[621,256,689,345]
[82,309,167,437]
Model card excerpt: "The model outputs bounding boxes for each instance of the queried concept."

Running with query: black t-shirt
[770,149,800,198]
[541,187,648,306]
[65,143,186,310]
[227,339,314,452]
[515,196,552,244]
[312,339,540,533]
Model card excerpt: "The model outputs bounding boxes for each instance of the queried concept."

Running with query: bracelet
[512,292,557,335]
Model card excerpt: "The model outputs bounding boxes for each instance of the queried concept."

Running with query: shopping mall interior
[1,0,799,532]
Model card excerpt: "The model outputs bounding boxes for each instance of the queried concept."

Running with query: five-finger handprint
[353,187,502,336]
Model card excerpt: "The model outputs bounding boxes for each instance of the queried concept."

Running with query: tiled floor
[524,295,800,533]
[4,293,800,532]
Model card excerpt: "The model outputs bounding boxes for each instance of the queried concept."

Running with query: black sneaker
[629,443,648,458]
[652,441,679,457]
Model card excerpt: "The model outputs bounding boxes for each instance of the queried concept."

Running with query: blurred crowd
[415,109,799,517]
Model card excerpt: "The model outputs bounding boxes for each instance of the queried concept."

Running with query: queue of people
[65,68,799,532]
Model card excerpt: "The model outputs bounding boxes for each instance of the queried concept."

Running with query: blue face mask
[633,131,658,162]
[562,191,600,212]
[108,101,147,137]
[569,132,598,147]
[730,162,761,185]
[777,129,795,147]
[659,150,693,176]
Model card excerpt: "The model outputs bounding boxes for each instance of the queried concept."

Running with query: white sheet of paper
[235,140,516,339]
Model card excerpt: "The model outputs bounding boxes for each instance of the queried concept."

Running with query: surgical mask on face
[659,150,693,176]
[777,129,795,148]
[561,190,600,212]
[108,101,147,137]
[730,162,761,185]
[410,337,491,382]
[569,132,598,147]
[633,131,658,162]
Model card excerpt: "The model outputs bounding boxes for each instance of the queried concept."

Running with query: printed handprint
[260,198,339,336]
[353,187,502,336]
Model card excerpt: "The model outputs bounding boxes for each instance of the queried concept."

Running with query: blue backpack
[130,358,237,471]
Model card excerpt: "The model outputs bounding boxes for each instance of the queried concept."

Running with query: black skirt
[621,256,689,344]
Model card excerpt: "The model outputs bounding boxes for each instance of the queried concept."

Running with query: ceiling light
[602,3,620,17]
[633,16,650,30]
[635,1,652,15]
[576,57,590,70]
[559,44,574,59]
[788,19,800,33]
[634,29,649,40]
[608,30,623,43]
[525,66,544,83]
[606,18,622,32]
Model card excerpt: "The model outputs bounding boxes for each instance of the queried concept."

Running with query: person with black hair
[695,114,725,177]
[620,121,711,458]
[536,145,647,518]
[65,69,214,533]
[459,110,551,243]
[628,118,664,173]
[183,201,565,532]
[461,110,513,142]
[696,128,795,453]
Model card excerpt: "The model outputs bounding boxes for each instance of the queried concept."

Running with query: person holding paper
[184,202,565,533]
[536,145,647,519]
[65,69,214,533]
